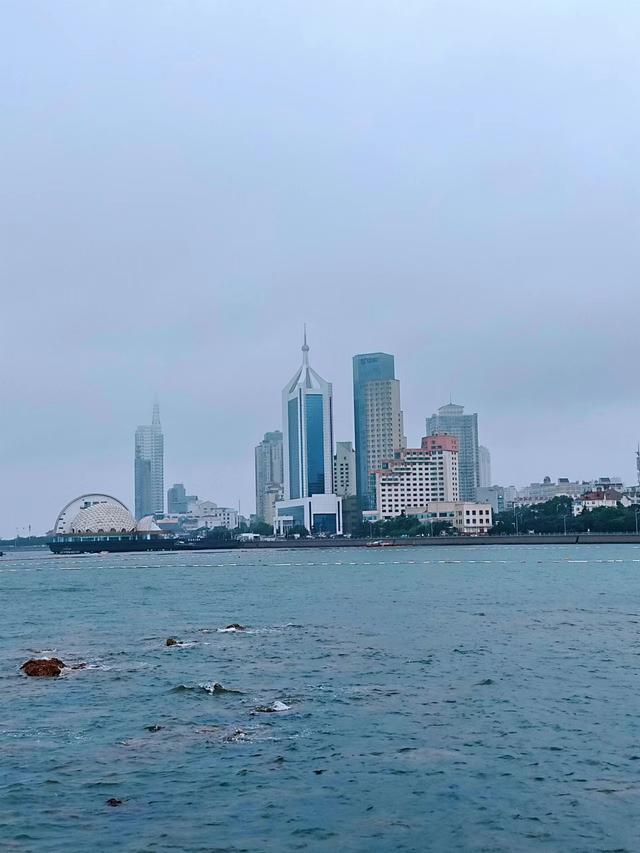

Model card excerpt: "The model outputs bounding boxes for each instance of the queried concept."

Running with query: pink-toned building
[374,434,460,519]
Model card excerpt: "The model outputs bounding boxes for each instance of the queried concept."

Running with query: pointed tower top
[302,324,309,365]
[152,399,161,427]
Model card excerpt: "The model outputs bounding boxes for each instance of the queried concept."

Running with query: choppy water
[1,544,640,852]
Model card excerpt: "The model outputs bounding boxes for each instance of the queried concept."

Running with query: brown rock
[21,658,66,677]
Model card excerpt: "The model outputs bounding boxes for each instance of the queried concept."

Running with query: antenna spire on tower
[302,324,309,365]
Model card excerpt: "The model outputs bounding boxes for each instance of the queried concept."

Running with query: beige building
[333,441,356,497]
[375,434,459,520]
[361,379,406,507]
[406,502,493,534]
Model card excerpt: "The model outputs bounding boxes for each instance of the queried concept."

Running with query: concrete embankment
[246,534,640,549]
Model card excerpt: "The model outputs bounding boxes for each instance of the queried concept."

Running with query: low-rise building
[406,502,493,534]
[374,434,459,520]
[274,494,343,536]
[572,490,624,516]
[184,500,238,531]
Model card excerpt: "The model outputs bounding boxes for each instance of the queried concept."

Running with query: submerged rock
[21,658,66,677]
[225,623,246,631]
[106,798,123,807]
[165,638,181,647]
[145,725,165,732]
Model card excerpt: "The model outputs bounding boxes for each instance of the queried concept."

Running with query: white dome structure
[69,503,136,535]
[136,515,161,533]
[54,494,134,535]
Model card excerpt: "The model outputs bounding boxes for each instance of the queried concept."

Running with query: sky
[1,0,639,536]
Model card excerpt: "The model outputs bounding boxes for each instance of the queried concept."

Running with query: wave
[171,682,243,695]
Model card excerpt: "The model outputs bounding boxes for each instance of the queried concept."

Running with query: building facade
[425,403,479,502]
[478,445,491,488]
[333,441,356,497]
[477,485,507,515]
[572,490,624,516]
[353,353,405,511]
[275,493,343,536]
[167,483,198,514]
[282,333,334,500]
[255,431,284,522]
[406,502,493,534]
[185,500,238,531]
[134,402,164,519]
[374,434,459,520]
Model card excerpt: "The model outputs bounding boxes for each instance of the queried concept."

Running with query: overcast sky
[2,1,639,536]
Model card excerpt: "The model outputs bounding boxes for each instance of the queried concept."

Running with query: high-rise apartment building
[374,434,459,519]
[254,431,284,523]
[134,402,164,519]
[333,441,356,497]
[425,403,479,501]
[479,446,492,488]
[282,333,334,500]
[353,353,405,510]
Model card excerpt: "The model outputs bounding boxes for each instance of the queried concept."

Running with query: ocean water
[1,544,640,852]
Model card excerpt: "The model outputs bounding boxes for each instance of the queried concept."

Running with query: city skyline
[1,333,637,536]
[3,2,640,536]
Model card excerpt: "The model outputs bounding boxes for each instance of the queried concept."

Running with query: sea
[1,544,639,852]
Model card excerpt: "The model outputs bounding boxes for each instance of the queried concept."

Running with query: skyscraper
[478,445,492,488]
[134,402,164,519]
[352,353,405,510]
[425,403,479,501]
[283,332,334,499]
[333,441,356,497]
[255,431,284,522]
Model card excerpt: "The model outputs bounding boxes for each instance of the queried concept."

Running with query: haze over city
[2,1,639,537]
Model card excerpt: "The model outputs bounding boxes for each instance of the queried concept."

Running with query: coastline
[41,532,640,555]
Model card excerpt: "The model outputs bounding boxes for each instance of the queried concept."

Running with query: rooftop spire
[152,399,161,428]
[302,324,309,366]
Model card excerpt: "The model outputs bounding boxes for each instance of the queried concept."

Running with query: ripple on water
[1,544,639,851]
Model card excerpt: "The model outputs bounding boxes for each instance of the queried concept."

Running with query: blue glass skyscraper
[282,333,334,500]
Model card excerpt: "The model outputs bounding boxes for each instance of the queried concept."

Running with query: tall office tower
[254,430,284,521]
[353,353,405,510]
[283,332,334,500]
[134,401,164,519]
[333,441,356,497]
[478,446,492,488]
[425,403,479,501]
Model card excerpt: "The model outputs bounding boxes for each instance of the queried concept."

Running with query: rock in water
[225,623,246,631]
[165,638,180,647]
[21,658,65,677]
[106,798,123,807]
